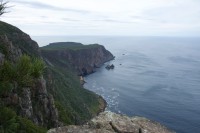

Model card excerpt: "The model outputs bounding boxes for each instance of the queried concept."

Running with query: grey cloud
[131,16,143,19]
[12,0,90,14]
[94,19,135,24]
[62,18,80,22]
[131,15,154,21]
[131,15,168,24]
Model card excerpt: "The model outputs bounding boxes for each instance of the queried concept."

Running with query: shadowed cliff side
[40,42,115,76]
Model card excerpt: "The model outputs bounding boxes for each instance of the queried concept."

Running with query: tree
[0,107,19,133]
[0,0,8,16]
[0,55,45,95]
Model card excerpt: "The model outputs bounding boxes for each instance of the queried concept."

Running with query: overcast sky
[1,0,200,36]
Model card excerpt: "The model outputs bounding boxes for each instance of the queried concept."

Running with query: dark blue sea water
[34,36,200,133]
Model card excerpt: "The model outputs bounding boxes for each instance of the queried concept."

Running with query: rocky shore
[48,111,175,133]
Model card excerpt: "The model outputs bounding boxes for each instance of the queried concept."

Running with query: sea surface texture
[34,36,200,133]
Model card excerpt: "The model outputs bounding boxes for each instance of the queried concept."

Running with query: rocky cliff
[0,21,59,129]
[0,21,107,132]
[48,111,175,133]
[41,42,114,76]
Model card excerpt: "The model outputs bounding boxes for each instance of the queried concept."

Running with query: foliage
[41,42,100,51]
[0,0,8,17]
[41,43,103,124]
[44,65,101,125]
[31,58,45,78]
[17,117,47,133]
[0,107,47,133]
[0,60,15,82]
[0,82,13,96]
[0,107,19,133]
[15,55,33,86]
[55,101,72,124]
[0,55,45,92]
[15,55,45,86]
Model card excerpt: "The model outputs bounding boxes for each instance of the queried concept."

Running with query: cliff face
[0,21,59,128]
[0,21,108,131]
[41,42,114,76]
[0,21,39,57]
[48,111,175,133]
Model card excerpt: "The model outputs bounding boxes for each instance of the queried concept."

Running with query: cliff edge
[48,111,175,133]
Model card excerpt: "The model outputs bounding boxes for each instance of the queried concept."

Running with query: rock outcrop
[31,77,59,127]
[105,64,115,70]
[41,42,115,76]
[0,21,59,128]
[48,111,175,133]
[0,34,22,62]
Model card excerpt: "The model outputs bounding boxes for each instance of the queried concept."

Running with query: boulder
[105,64,115,70]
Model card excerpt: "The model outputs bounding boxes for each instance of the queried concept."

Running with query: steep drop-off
[0,21,107,132]
[41,42,114,76]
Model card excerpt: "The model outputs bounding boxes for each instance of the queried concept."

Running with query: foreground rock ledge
[48,111,175,133]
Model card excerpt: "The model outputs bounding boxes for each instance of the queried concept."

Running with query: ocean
[33,36,200,133]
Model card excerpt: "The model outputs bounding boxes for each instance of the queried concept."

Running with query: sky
[1,0,200,36]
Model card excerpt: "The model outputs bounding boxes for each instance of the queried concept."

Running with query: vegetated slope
[41,42,114,123]
[41,42,113,123]
[41,42,114,76]
[0,21,105,132]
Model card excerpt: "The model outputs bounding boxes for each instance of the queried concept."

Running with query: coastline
[80,74,107,115]
[81,71,107,117]
[96,95,107,115]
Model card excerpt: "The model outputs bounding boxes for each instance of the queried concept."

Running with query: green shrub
[31,58,45,78]
[0,107,19,133]
[55,101,72,124]
[0,61,15,82]
[0,107,47,133]
[0,55,45,94]
[17,117,47,133]
[0,82,13,96]
[15,55,34,86]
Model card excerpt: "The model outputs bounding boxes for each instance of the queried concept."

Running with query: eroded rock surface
[48,111,175,133]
